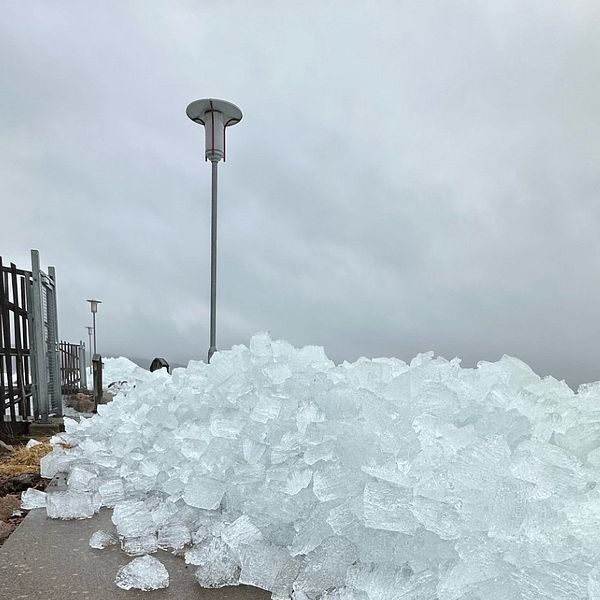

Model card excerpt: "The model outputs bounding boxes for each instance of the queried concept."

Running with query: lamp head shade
[186,98,242,162]
[87,299,101,313]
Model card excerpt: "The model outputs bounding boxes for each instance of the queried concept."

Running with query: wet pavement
[0,508,270,599]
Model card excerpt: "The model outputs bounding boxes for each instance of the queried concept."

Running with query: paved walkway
[0,509,270,599]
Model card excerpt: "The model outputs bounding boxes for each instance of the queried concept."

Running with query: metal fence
[0,259,34,421]
[1,250,66,422]
[60,341,86,394]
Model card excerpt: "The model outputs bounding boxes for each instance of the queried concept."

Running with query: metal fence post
[29,250,48,421]
[92,354,102,411]
[79,341,87,389]
[47,266,62,416]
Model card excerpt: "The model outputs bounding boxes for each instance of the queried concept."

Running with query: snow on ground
[85,356,154,393]
[32,333,600,598]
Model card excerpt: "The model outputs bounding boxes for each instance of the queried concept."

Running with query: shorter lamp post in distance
[86,299,101,355]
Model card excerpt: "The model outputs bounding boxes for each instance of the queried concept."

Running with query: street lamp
[86,326,94,369]
[86,299,101,355]
[186,98,243,363]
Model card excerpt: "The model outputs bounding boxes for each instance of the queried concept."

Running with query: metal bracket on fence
[92,354,102,411]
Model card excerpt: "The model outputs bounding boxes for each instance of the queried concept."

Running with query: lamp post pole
[209,159,218,362]
[93,312,97,354]
[186,98,242,363]
[86,326,94,369]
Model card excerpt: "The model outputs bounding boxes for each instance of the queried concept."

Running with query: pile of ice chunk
[36,333,600,598]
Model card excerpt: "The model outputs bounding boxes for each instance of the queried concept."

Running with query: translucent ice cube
[121,534,158,556]
[589,564,600,599]
[183,477,226,509]
[67,466,97,491]
[98,479,125,506]
[294,536,358,598]
[284,469,313,495]
[363,480,417,534]
[46,491,96,519]
[89,529,118,549]
[115,554,169,590]
[320,587,368,600]
[222,515,263,554]
[313,465,360,502]
[112,500,155,537]
[157,523,191,551]
[239,541,300,595]
[191,538,240,588]
[40,448,74,479]
[21,487,47,509]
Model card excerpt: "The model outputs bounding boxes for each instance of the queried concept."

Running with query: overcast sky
[2,1,600,386]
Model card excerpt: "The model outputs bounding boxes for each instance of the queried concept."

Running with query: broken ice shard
[21,487,47,509]
[121,533,158,556]
[157,523,191,551]
[111,500,155,537]
[221,515,263,553]
[115,554,169,590]
[98,478,125,506]
[182,477,226,509]
[46,491,96,519]
[191,538,240,588]
[89,529,118,549]
[239,541,300,596]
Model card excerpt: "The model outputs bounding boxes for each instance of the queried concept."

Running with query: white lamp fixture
[186,98,242,162]
[186,98,243,363]
[86,299,101,354]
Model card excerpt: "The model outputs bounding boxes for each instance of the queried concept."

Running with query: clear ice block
[183,477,226,510]
[46,491,96,519]
[115,554,169,590]
[89,529,118,549]
[121,533,158,556]
[21,487,47,509]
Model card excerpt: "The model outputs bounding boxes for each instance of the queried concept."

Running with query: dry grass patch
[0,441,53,477]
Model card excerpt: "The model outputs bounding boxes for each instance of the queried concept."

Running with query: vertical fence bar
[0,260,5,421]
[20,275,32,419]
[0,259,16,422]
[59,341,64,393]
[92,354,102,411]
[47,266,62,417]
[79,341,87,389]
[25,268,37,420]
[10,264,26,419]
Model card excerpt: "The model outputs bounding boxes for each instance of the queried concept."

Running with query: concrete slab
[0,509,271,600]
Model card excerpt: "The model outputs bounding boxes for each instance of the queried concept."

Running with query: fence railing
[0,250,81,422]
[0,259,34,421]
[1,251,92,423]
[60,341,86,394]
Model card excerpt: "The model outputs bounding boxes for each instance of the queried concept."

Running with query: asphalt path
[0,508,270,599]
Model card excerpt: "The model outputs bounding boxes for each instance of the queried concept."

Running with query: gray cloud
[1,1,600,386]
